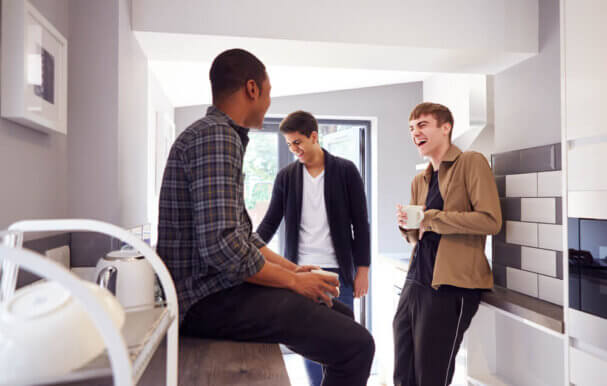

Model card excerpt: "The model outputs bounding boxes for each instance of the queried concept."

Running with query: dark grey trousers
[393,281,481,386]
[182,282,375,386]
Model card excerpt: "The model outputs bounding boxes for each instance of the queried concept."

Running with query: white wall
[175,82,423,254]
[68,0,155,228]
[118,0,150,228]
[493,0,561,153]
[147,71,174,239]
[423,74,489,139]
[0,0,70,229]
[68,0,121,224]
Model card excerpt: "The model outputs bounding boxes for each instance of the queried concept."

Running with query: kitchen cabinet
[562,2,607,384]
[569,346,607,386]
[567,142,607,192]
[563,0,607,141]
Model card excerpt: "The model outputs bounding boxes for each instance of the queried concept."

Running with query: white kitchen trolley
[0,219,179,386]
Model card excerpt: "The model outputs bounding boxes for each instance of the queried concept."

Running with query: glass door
[243,130,280,252]
[318,120,370,328]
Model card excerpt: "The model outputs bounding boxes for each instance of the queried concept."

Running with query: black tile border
[70,231,119,267]
[493,240,522,269]
[500,198,521,221]
[18,233,72,288]
[555,197,562,225]
[23,232,71,254]
[495,176,506,197]
[495,221,506,242]
[520,145,557,174]
[493,263,507,287]
[492,143,561,175]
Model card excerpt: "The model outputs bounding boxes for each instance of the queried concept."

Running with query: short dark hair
[409,102,454,140]
[209,49,266,103]
[279,110,318,137]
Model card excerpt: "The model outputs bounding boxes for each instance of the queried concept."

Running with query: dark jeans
[181,282,375,386]
[304,268,355,386]
[393,281,481,386]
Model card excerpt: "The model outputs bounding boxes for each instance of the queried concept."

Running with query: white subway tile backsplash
[506,221,538,247]
[538,224,563,251]
[537,171,562,197]
[521,247,557,277]
[506,173,538,197]
[507,267,538,297]
[521,198,556,223]
[538,275,563,305]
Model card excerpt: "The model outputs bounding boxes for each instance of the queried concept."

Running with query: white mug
[311,269,340,300]
[400,205,425,229]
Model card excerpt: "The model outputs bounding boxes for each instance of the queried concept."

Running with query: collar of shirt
[423,144,463,183]
[206,105,252,148]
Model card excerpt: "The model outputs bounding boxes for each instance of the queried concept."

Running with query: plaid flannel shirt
[157,106,266,323]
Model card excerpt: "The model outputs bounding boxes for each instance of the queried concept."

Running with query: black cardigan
[256,150,370,285]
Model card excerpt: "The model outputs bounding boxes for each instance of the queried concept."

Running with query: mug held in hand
[311,269,340,304]
[400,205,425,229]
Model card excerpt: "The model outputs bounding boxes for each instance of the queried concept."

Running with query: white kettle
[95,248,156,309]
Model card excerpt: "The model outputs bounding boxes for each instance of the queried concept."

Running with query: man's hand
[295,265,321,273]
[290,272,339,307]
[396,204,408,228]
[354,266,369,298]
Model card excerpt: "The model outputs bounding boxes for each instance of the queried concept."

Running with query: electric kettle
[95,248,156,309]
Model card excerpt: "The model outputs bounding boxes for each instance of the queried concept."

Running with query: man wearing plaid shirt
[157,49,374,386]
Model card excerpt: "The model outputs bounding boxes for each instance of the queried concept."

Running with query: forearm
[423,209,501,235]
[259,246,298,271]
[245,260,296,289]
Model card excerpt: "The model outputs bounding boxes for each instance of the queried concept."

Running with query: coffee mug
[311,269,340,301]
[399,205,425,229]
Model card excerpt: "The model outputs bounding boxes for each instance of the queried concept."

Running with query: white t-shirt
[297,167,339,268]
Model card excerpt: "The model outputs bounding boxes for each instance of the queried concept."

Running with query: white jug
[95,249,156,309]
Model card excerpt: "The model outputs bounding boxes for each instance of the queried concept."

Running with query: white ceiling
[149,60,429,107]
[135,32,531,108]
[137,33,431,107]
[134,1,538,108]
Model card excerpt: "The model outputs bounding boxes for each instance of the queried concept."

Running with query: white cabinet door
[567,141,607,191]
[564,0,607,140]
[570,347,607,386]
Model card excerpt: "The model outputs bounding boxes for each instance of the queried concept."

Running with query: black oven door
[570,218,607,319]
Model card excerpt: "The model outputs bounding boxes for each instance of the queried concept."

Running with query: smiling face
[283,131,320,164]
[409,114,452,158]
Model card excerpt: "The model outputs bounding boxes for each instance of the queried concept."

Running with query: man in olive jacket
[394,102,502,386]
